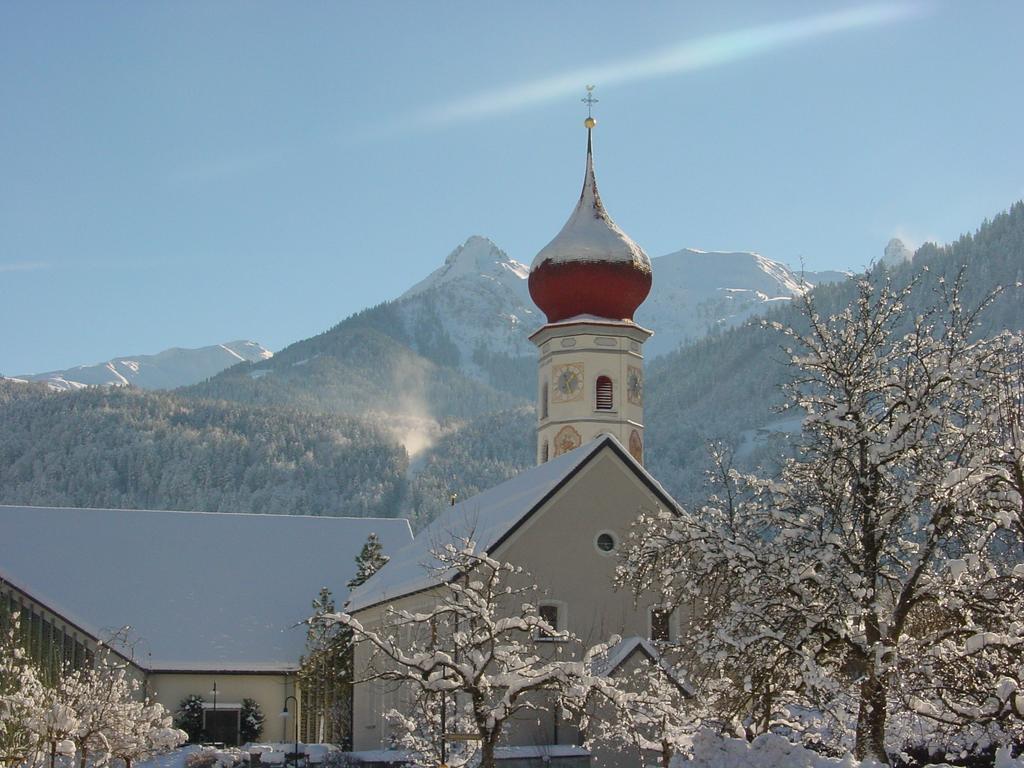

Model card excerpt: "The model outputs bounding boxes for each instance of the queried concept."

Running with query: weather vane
[582,85,598,129]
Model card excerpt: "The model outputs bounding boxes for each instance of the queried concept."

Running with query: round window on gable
[595,531,618,555]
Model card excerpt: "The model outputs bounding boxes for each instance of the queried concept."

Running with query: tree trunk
[855,670,888,763]
[480,737,496,768]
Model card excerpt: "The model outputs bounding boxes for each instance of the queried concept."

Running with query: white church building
[345,119,684,765]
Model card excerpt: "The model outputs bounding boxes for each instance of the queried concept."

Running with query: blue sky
[2,1,1023,374]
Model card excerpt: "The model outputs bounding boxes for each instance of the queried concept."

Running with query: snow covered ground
[139,736,1024,768]
[685,732,1024,768]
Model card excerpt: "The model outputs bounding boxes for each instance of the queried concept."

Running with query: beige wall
[148,672,298,744]
[350,445,678,767]
[3,579,303,746]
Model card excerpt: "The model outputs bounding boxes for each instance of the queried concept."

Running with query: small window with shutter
[596,375,613,410]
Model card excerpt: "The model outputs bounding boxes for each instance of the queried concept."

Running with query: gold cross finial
[582,85,598,129]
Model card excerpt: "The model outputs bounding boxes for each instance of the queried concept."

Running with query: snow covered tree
[622,273,1024,762]
[42,641,185,768]
[299,588,351,746]
[0,614,45,767]
[327,541,620,768]
[347,533,389,589]
[238,698,264,744]
[581,641,696,768]
[107,697,186,768]
[175,695,205,743]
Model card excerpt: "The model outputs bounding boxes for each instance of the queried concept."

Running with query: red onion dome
[529,126,652,324]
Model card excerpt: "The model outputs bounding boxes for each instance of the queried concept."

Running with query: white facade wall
[350,447,680,767]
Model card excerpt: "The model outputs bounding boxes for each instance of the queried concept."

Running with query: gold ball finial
[584,116,597,129]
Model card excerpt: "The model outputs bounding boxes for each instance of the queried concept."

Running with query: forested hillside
[0,381,409,517]
[6,203,1021,527]
[646,200,1024,503]
[184,320,523,421]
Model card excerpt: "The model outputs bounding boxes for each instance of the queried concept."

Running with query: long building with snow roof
[0,505,412,745]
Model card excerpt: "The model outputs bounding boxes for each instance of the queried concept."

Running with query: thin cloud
[417,3,924,126]
[0,261,50,273]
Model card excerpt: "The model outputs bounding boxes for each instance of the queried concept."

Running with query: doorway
[204,709,240,746]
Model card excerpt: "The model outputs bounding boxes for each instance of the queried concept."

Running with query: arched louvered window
[541,382,549,419]
[596,375,613,410]
[541,441,549,463]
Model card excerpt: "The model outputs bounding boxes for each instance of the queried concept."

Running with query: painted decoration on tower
[554,426,582,456]
[551,363,584,403]
[629,430,643,463]
[627,365,644,406]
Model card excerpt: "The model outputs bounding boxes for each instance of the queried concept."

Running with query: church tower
[528,109,653,465]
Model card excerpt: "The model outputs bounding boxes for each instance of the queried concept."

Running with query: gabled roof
[345,434,680,613]
[592,636,693,697]
[0,505,413,672]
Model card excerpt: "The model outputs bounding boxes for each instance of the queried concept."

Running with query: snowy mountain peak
[637,248,816,358]
[20,340,273,392]
[883,237,913,267]
[401,236,529,299]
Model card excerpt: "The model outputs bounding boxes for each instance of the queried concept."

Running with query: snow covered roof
[530,130,650,271]
[0,505,413,672]
[346,434,679,613]
[591,636,693,696]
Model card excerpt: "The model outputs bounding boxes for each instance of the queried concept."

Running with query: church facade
[346,119,681,765]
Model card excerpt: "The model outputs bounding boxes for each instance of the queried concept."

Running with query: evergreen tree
[347,533,389,589]
[298,588,351,747]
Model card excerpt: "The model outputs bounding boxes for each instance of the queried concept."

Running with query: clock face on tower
[627,365,644,406]
[551,363,584,402]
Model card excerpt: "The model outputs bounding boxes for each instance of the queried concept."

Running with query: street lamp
[281,696,299,767]
[206,681,218,744]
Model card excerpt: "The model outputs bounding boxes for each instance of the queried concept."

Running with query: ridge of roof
[0,503,409,526]
[345,434,680,614]
[593,635,694,697]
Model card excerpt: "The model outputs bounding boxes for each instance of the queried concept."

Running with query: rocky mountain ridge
[15,340,272,391]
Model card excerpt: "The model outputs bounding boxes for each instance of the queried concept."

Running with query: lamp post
[208,681,218,744]
[281,696,299,767]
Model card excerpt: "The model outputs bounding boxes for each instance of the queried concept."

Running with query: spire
[527,89,653,324]
[529,115,649,271]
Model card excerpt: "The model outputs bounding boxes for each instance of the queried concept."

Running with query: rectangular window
[650,608,671,642]
[537,603,563,641]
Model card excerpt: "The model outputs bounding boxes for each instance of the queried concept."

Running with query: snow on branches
[620,272,1024,762]
[327,540,621,768]
[0,618,185,768]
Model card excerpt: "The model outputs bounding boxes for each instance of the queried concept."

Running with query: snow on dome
[529,129,652,323]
